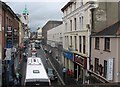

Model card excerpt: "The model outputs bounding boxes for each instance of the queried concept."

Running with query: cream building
[47,24,64,64]
[61,0,97,83]
[37,27,42,39]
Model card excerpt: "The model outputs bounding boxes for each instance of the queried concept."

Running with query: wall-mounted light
[75,55,78,58]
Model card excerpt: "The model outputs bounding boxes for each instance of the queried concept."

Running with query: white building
[37,27,42,39]
[47,24,63,47]
[61,0,97,83]
[47,24,64,64]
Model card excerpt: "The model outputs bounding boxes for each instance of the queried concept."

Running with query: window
[81,16,83,29]
[33,70,40,73]
[65,23,67,32]
[83,36,85,54]
[74,36,77,51]
[70,36,72,47]
[67,36,69,48]
[95,37,99,49]
[74,18,76,30]
[74,2,76,10]
[81,0,83,6]
[65,36,67,47]
[104,37,110,51]
[70,5,72,12]
[65,9,68,15]
[70,20,72,31]
[104,60,107,78]
[79,36,82,52]
[95,58,99,73]
[79,17,81,30]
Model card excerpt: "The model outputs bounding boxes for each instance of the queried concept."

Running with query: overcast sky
[2,0,69,31]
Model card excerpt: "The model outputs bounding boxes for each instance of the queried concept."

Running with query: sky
[2,0,119,31]
[2,0,69,31]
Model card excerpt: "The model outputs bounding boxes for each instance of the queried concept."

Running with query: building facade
[90,21,120,83]
[47,24,64,64]
[42,20,62,45]
[61,0,97,83]
[37,27,42,39]
[89,1,120,83]
[1,2,21,86]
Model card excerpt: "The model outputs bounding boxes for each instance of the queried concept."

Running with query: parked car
[47,68,57,81]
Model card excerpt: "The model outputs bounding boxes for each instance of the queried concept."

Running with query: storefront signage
[107,58,113,80]
[74,54,84,66]
[63,51,73,61]
[74,53,87,69]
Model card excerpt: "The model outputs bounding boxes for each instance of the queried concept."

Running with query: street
[20,44,62,86]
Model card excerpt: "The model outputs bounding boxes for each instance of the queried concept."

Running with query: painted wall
[91,37,120,82]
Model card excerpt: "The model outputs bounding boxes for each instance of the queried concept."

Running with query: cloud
[5,1,65,31]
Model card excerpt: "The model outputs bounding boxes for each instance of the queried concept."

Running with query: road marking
[48,58,65,85]
[41,44,65,85]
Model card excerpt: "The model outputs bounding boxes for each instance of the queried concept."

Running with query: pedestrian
[19,73,22,85]
[67,69,70,76]
[16,72,20,85]
[62,67,67,81]
[49,50,52,54]
[13,75,18,86]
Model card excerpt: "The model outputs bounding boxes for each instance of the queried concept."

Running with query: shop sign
[74,54,84,66]
[74,54,87,69]
[107,58,113,80]
[63,51,73,61]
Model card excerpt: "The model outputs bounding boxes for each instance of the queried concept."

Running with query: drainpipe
[87,24,90,71]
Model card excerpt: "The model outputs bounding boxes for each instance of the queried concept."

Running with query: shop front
[74,53,87,83]
[63,50,74,70]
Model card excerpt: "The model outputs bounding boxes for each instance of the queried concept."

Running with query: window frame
[104,37,110,51]
[95,37,100,50]
[83,36,85,54]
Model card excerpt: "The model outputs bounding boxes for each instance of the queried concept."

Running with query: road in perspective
[1,0,120,87]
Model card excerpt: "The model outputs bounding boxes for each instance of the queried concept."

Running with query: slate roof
[92,20,120,36]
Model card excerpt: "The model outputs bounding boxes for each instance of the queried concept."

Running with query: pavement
[42,44,77,86]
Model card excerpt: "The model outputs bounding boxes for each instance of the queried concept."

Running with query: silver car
[47,68,57,81]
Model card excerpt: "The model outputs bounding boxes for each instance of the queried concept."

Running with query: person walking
[62,67,67,81]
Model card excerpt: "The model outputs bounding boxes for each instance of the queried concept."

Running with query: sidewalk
[43,44,77,85]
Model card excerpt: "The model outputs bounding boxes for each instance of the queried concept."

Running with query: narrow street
[1,1,120,87]
[20,44,62,86]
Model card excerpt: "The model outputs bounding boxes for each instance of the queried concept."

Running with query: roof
[25,57,49,81]
[2,1,20,21]
[92,20,120,37]
[61,1,73,12]
[42,20,62,30]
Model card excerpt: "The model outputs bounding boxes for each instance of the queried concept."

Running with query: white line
[48,58,65,85]
[41,44,65,85]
